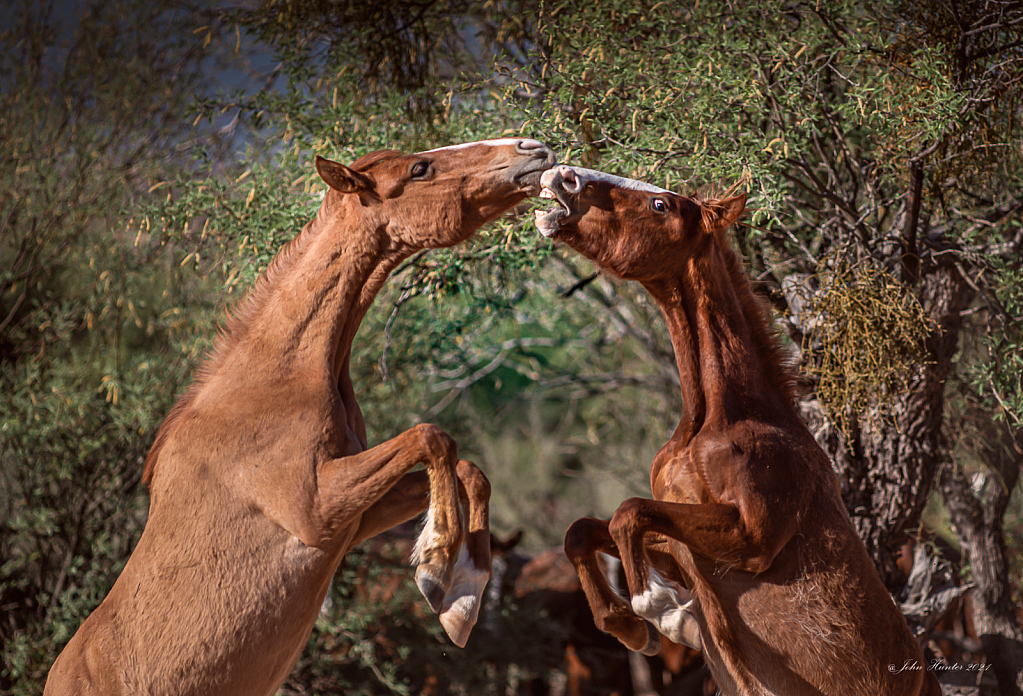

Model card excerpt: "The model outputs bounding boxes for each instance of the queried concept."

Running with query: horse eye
[410,161,430,179]
[651,198,667,213]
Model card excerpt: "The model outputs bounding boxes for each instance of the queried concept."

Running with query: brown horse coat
[44,139,555,696]
[537,164,941,696]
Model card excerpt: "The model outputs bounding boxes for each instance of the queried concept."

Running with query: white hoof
[438,545,490,648]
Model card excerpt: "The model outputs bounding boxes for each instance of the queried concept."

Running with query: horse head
[535,164,745,281]
[317,139,555,250]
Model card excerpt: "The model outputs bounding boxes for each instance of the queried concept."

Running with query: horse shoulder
[148,383,357,551]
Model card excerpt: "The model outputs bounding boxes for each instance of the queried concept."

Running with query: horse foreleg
[609,497,763,649]
[564,517,661,656]
[435,459,491,647]
[350,459,492,647]
[314,424,463,616]
[352,470,431,545]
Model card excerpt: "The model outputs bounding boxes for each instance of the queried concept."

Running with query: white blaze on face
[559,167,671,194]
[418,138,543,154]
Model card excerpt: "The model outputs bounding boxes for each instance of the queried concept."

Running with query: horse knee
[564,518,604,563]
[414,423,457,461]
[608,497,645,542]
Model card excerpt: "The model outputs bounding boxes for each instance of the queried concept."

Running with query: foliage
[968,261,1023,428]
[798,261,936,437]
[280,544,422,696]
[527,0,1022,537]
[283,534,610,696]
[0,0,233,690]
[3,0,1022,692]
[521,0,1023,681]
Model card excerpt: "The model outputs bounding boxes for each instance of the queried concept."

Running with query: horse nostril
[559,166,582,192]
[516,139,546,153]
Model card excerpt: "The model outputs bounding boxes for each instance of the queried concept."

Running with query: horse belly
[691,556,924,696]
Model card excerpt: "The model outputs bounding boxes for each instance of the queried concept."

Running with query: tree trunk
[940,440,1023,696]
[828,264,971,588]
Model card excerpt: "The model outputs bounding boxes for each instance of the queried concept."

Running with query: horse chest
[116,510,345,693]
[651,449,714,504]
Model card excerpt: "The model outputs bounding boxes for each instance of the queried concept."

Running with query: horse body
[70,508,337,695]
[537,165,940,696]
[45,138,555,696]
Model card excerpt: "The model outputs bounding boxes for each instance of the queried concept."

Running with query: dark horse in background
[536,164,941,696]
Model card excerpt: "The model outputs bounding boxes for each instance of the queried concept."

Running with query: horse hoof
[439,607,474,648]
[640,621,662,656]
[678,614,702,651]
[415,569,447,614]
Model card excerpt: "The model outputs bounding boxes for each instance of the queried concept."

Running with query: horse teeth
[539,188,555,199]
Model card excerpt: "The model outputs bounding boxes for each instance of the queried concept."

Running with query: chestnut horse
[535,165,941,696]
[44,138,555,696]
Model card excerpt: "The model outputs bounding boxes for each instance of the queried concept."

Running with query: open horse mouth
[535,165,585,237]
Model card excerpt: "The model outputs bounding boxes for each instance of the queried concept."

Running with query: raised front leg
[351,470,431,545]
[435,459,492,647]
[293,424,464,621]
[608,496,786,649]
[564,517,661,656]
[349,460,492,647]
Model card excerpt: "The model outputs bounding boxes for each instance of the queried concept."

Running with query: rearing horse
[44,138,555,696]
[535,164,940,696]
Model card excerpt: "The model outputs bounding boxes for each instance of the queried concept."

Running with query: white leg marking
[411,506,441,569]
[601,553,623,596]
[438,543,490,648]
[630,568,702,650]
[411,506,489,646]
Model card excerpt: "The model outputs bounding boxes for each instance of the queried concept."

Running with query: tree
[523,0,1023,690]
[6,0,1021,692]
[168,1,1023,689]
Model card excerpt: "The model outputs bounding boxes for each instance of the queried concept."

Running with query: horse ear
[315,155,374,194]
[702,193,747,232]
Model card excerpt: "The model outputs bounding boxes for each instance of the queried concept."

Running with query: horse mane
[142,222,315,483]
[143,149,406,483]
[694,191,800,405]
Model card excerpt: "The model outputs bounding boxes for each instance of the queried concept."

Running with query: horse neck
[643,242,793,435]
[219,199,407,388]
[142,197,405,484]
